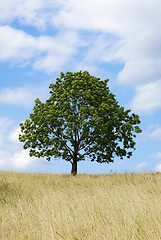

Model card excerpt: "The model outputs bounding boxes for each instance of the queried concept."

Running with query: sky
[0,0,161,174]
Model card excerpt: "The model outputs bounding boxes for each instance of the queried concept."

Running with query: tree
[19,71,142,175]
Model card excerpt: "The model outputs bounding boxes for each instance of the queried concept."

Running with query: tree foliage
[19,71,142,175]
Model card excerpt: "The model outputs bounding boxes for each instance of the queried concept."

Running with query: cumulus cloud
[0,149,39,170]
[140,124,161,142]
[149,127,161,141]
[8,126,21,143]
[117,60,161,86]
[0,81,50,107]
[129,80,161,114]
[33,31,81,73]
[11,149,37,169]
[0,116,13,131]
[0,150,11,167]
[0,117,14,147]
[0,0,64,29]
[0,87,37,107]
[0,118,42,170]
[156,163,161,172]
[0,26,38,63]
[0,119,64,172]
[0,0,161,113]
[0,120,69,172]
[0,26,82,73]
[52,0,161,113]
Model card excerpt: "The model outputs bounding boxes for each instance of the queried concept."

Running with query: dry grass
[0,171,161,239]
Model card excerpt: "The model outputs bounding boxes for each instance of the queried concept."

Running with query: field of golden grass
[0,171,161,239]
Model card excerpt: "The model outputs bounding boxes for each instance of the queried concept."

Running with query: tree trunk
[71,127,78,175]
[71,157,77,175]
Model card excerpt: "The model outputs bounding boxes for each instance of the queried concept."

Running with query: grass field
[0,171,161,239]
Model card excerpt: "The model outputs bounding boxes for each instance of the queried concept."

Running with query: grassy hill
[0,171,161,239]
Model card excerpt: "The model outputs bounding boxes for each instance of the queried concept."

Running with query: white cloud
[129,80,161,114]
[0,0,161,113]
[0,26,82,73]
[0,150,11,167]
[1,0,161,80]
[11,149,37,169]
[51,0,161,113]
[0,0,64,29]
[8,126,21,143]
[0,82,50,107]
[0,117,14,147]
[0,149,38,170]
[140,124,161,142]
[0,117,13,130]
[117,59,161,86]
[0,26,39,62]
[0,118,43,170]
[149,127,161,141]
[156,163,161,172]
[0,87,36,107]
[33,31,81,73]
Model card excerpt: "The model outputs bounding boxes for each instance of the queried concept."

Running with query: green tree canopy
[19,71,142,175]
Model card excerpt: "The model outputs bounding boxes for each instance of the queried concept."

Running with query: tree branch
[64,142,74,158]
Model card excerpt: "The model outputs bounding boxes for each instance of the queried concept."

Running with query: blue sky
[0,0,161,174]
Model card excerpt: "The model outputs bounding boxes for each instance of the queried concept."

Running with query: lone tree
[19,71,142,175]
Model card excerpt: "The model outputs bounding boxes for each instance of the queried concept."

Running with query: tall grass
[0,171,161,239]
